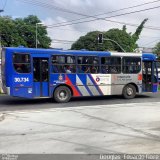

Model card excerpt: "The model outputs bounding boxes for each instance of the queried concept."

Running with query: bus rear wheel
[122,84,136,99]
[53,86,72,103]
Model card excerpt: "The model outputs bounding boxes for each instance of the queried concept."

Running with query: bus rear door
[142,61,158,92]
[33,58,49,97]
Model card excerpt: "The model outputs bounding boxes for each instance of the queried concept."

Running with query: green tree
[0,16,24,47]
[71,19,148,52]
[0,15,51,48]
[154,42,160,56]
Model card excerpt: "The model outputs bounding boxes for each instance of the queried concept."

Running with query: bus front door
[142,61,158,92]
[33,58,49,97]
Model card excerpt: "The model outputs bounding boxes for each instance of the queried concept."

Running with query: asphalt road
[1,93,160,155]
[0,92,160,112]
[1,100,160,154]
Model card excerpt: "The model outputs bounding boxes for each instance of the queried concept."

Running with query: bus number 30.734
[14,77,29,83]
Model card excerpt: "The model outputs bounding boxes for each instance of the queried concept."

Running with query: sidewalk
[1,102,160,154]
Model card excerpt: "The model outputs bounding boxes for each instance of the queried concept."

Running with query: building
[135,47,154,53]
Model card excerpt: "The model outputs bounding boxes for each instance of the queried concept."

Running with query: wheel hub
[59,91,67,100]
[127,87,133,96]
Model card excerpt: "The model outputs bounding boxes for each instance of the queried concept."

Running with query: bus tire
[122,84,136,99]
[53,86,71,103]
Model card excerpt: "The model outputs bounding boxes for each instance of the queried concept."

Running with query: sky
[0,0,160,49]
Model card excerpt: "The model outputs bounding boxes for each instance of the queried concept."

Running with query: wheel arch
[123,82,139,93]
[53,84,73,97]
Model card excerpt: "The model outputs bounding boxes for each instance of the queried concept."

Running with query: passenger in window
[77,66,84,73]
[25,55,29,63]
[84,66,90,73]
[17,66,23,73]
[102,66,109,74]
[93,59,98,65]
[129,66,134,73]
[91,66,97,74]
[15,64,23,73]
[65,65,72,73]
[52,66,59,73]
[52,59,57,64]
[59,66,65,73]
[110,66,117,73]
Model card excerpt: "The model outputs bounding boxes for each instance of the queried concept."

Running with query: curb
[0,113,5,122]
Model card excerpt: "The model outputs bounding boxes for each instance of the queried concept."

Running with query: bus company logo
[58,75,63,81]
[96,77,100,82]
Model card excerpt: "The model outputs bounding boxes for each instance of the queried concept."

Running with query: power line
[47,27,86,32]
[46,6,160,30]
[52,41,74,44]
[142,39,160,46]
[16,0,160,31]
[47,22,160,34]
[47,18,160,31]
[140,35,160,38]
[52,39,75,43]
[17,0,160,23]
[17,0,160,28]
[17,0,90,17]
[46,0,160,26]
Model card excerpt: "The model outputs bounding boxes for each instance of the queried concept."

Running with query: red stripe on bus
[65,75,80,97]
[138,74,142,81]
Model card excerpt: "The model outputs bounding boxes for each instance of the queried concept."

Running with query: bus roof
[3,47,157,60]
[142,53,157,61]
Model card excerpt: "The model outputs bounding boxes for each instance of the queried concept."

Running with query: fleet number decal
[14,77,29,83]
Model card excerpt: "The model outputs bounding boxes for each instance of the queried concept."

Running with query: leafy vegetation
[0,15,51,48]
[154,42,160,57]
[71,19,148,52]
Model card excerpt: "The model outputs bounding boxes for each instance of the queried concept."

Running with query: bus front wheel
[122,84,136,99]
[53,86,72,103]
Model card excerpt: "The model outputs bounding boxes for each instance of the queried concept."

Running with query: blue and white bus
[1,47,159,102]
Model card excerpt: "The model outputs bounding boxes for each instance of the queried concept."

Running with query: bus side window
[13,54,31,73]
[101,57,121,74]
[77,56,99,74]
[122,57,141,74]
[52,55,76,73]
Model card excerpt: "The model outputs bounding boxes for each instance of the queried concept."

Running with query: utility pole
[36,22,44,48]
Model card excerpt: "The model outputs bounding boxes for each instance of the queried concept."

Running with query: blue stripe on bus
[77,75,92,96]
[88,74,103,95]
[85,85,93,96]
[74,85,83,96]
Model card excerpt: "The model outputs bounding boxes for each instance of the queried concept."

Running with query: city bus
[1,47,159,103]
